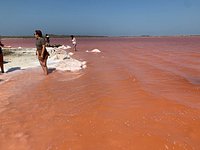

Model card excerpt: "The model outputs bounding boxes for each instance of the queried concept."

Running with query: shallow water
[1,37,200,149]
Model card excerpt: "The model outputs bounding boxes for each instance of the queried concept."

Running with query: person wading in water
[34,30,49,75]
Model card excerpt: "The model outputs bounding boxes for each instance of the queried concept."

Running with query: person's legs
[0,54,4,73]
[43,58,48,75]
[39,60,45,72]
[73,44,77,51]
[0,64,4,73]
[39,57,48,75]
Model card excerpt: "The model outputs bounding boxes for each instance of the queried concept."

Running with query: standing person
[45,34,50,46]
[0,40,4,73]
[34,30,49,75]
[0,38,11,74]
[71,35,77,51]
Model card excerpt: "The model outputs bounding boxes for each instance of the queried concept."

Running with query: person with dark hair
[34,30,49,75]
[45,34,50,46]
[0,40,4,73]
[71,35,77,51]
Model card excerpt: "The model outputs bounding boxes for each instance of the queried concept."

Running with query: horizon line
[1,34,200,38]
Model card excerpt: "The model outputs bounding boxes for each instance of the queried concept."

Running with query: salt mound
[4,47,86,73]
[56,58,86,72]
[68,52,74,56]
[57,45,71,50]
[46,47,55,51]
[91,49,101,52]
[86,49,101,53]
[48,48,86,72]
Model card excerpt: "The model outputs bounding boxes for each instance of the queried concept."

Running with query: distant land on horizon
[1,34,200,38]
[0,35,107,38]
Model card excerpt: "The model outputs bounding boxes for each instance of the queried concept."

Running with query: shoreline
[2,46,87,74]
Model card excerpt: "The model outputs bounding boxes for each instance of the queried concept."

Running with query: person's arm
[41,44,45,58]
[40,38,46,58]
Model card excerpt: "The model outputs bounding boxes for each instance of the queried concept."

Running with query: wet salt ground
[2,46,86,73]
[1,37,200,149]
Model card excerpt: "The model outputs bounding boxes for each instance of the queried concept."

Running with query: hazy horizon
[1,34,200,37]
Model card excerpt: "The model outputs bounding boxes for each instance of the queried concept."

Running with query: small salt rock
[82,61,87,65]
[68,52,74,56]
[91,49,101,53]
[81,65,87,69]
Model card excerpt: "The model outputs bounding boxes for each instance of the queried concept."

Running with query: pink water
[0,37,200,149]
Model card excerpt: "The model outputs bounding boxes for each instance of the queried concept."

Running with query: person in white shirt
[71,35,77,51]
[45,34,50,46]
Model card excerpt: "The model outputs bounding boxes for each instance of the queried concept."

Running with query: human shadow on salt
[48,68,56,74]
[3,60,10,64]
[6,67,22,73]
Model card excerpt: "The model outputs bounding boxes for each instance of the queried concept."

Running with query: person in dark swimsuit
[34,30,49,75]
[0,40,4,73]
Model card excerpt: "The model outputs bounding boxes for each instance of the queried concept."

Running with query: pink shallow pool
[1,36,200,149]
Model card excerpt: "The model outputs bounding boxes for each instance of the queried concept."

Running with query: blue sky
[0,0,200,36]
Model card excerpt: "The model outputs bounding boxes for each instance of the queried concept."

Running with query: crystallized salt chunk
[57,45,71,50]
[86,49,101,53]
[91,49,101,53]
[68,52,74,56]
